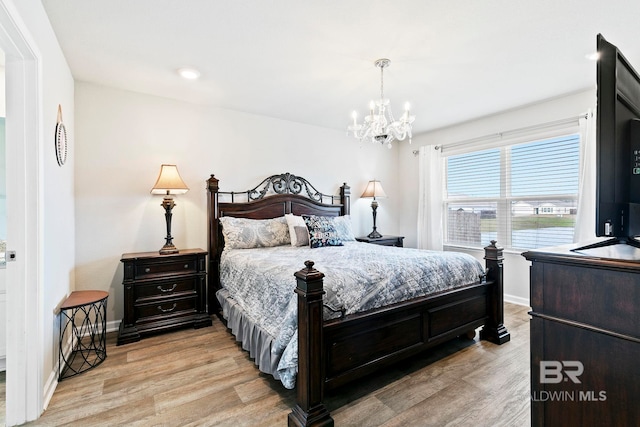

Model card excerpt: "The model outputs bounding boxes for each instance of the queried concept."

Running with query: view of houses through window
[444,134,580,250]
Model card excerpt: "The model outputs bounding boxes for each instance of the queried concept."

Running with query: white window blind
[444,134,580,250]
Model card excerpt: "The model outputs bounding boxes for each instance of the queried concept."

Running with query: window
[444,134,580,250]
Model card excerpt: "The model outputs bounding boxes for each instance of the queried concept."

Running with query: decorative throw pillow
[302,215,344,248]
[333,215,355,241]
[220,216,290,249]
[285,214,308,246]
[293,226,310,246]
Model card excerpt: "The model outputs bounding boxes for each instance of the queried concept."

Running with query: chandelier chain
[380,63,384,100]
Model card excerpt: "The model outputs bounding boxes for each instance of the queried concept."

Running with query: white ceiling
[41,0,640,134]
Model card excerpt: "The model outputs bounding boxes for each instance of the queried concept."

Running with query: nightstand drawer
[135,295,197,321]
[133,258,197,279]
[134,277,197,302]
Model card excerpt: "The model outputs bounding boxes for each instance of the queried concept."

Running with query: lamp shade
[361,180,387,199]
[150,164,189,195]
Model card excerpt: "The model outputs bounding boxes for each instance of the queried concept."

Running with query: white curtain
[417,145,444,250]
[574,109,597,243]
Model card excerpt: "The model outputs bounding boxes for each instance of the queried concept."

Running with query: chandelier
[348,58,415,148]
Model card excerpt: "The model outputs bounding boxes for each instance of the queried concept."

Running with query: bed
[207,172,510,427]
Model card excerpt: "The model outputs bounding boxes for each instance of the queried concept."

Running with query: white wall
[397,89,596,304]
[74,81,399,325]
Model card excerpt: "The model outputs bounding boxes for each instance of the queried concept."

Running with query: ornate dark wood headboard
[206,172,350,314]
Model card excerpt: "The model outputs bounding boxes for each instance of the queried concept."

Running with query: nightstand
[118,248,212,345]
[356,235,404,247]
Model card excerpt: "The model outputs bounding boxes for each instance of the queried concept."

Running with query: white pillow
[333,215,355,241]
[285,214,309,246]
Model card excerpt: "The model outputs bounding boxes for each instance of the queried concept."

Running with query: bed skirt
[216,288,284,382]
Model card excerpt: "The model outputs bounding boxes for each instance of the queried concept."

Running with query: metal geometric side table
[58,290,108,381]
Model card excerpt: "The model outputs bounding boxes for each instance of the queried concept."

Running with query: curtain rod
[412,112,591,156]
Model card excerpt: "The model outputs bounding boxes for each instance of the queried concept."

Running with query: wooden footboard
[288,241,510,427]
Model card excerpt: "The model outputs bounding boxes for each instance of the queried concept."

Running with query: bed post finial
[207,174,219,192]
[289,262,334,427]
[480,240,510,345]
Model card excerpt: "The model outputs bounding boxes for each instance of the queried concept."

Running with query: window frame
[442,128,581,251]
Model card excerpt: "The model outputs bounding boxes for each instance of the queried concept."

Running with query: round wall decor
[55,104,68,166]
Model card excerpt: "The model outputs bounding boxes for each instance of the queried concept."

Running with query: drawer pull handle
[157,303,177,313]
[184,264,189,269]
[157,284,178,293]
[145,268,151,273]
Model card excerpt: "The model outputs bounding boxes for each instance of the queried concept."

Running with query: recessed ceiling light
[177,68,201,80]
[585,52,600,61]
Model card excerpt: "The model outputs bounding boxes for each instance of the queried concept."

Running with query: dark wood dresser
[523,243,640,426]
[118,248,212,345]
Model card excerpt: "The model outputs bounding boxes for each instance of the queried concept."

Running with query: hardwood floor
[22,303,530,426]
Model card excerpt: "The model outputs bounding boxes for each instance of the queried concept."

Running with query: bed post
[289,261,334,427]
[340,183,350,215]
[480,240,511,344]
[207,174,221,315]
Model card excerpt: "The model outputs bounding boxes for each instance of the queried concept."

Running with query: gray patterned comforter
[218,241,484,389]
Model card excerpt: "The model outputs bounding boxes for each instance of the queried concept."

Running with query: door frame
[0,2,44,425]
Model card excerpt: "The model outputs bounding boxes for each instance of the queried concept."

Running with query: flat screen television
[595,34,640,240]
[574,34,640,259]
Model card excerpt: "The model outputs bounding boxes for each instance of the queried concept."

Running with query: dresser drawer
[133,258,197,280]
[135,295,197,321]
[134,277,197,302]
[531,261,640,339]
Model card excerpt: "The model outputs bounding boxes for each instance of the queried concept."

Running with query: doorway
[0,48,5,425]
[0,3,44,426]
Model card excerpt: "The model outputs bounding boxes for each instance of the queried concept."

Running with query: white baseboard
[107,319,120,334]
[504,293,530,307]
[43,369,58,411]
[43,332,73,411]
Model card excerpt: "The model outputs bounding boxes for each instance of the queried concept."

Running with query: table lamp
[151,164,189,254]
[361,180,387,238]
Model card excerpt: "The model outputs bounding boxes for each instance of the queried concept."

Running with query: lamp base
[367,199,382,239]
[159,243,179,255]
[159,197,179,255]
[367,230,382,239]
